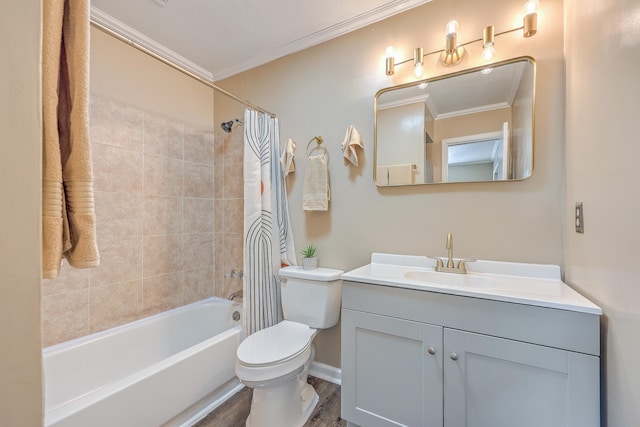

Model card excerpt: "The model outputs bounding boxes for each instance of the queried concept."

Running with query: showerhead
[221,119,242,133]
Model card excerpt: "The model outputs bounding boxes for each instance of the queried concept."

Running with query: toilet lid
[237,321,312,366]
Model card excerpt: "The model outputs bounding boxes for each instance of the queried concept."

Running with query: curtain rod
[89,19,277,118]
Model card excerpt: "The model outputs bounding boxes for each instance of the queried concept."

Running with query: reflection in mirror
[374,57,535,186]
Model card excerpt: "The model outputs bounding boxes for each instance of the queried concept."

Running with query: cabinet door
[342,309,444,427]
[443,329,600,427]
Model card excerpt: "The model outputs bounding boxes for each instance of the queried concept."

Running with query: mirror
[374,57,535,186]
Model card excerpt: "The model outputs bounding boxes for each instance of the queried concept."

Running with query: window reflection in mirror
[374,57,535,186]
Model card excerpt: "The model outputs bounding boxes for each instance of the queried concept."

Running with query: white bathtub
[43,297,243,427]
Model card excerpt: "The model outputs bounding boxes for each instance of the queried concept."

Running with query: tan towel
[376,166,389,185]
[341,125,364,166]
[42,0,99,278]
[280,138,296,178]
[303,154,330,211]
[388,164,415,185]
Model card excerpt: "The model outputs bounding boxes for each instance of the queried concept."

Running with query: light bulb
[481,67,494,75]
[385,46,395,58]
[525,0,539,15]
[446,20,459,35]
[418,82,429,90]
[414,64,424,78]
[482,45,495,61]
[384,46,396,76]
[523,0,538,37]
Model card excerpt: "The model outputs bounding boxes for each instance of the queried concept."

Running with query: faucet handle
[427,256,445,268]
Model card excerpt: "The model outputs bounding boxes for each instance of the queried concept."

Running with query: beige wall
[435,107,512,181]
[377,102,426,183]
[90,29,213,128]
[564,0,640,425]
[0,1,43,425]
[216,0,565,367]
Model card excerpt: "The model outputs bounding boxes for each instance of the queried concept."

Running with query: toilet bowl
[235,266,342,427]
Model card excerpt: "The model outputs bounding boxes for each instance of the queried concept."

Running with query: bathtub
[43,297,243,427]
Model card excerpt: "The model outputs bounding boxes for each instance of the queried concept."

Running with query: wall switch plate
[575,202,584,233]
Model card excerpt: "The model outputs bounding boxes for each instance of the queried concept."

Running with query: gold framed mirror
[374,56,535,186]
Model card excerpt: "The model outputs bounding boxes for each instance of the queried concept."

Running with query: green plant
[300,244,317,258]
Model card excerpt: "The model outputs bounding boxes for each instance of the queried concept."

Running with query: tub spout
[228,290,243,301]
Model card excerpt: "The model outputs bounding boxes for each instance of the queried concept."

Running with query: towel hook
[306,136,326,156]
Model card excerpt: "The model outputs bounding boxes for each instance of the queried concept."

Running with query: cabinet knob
[449,352,459,361]
[427,346,436,355]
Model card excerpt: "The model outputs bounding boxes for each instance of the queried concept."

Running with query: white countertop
[341,253,602,315]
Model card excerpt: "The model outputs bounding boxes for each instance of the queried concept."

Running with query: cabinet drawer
[343,280,600,356]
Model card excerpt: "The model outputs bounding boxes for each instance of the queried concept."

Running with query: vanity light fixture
[482,25,496,61]
[441,20,465,66]
[385,46,396,76]
[414,47,425,77]
[523,0,539,37]
[383,0,539,76]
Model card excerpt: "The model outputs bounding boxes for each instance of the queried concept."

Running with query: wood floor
[194,376,346,427]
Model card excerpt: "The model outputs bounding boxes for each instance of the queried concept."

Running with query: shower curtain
[243,110,296,336]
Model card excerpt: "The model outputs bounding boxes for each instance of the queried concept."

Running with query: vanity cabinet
[342,310,443,426]
[341,280,600,427]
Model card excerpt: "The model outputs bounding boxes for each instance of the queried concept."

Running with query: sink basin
[404,270,497,289]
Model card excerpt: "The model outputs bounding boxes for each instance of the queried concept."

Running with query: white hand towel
[388,164,415,185]
[303,154,330,211]
[280,138,296,178]
[341,125,364,166]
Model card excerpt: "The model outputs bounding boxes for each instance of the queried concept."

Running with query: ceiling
[91,0,431,81]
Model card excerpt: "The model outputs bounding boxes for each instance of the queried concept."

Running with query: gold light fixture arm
[383,0,538,76]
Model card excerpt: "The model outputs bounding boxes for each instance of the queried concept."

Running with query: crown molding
[92,1,432,82]
[211,0,433,80]
[434,101,511,120]
[90,6,215,83]
[377,94,430,110]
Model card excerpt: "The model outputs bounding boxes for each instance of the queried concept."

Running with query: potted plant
[300,244,318,270]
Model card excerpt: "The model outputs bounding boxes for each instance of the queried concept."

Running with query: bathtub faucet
[228,290,243,301]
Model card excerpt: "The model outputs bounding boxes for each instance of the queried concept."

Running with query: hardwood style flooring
[194,376,346,427]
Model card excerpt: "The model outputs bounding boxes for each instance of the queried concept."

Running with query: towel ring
[306,136,327,157]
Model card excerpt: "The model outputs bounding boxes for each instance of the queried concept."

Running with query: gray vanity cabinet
[341,310,443,426]
[443,329,599,427]
[341,280,601,427]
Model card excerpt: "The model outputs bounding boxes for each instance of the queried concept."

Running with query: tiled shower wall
[214,122,244,301]
[41,95,243,347]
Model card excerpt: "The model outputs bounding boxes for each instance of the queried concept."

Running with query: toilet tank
[279,266,343,329]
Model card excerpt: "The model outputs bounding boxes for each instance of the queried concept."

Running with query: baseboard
[309,361,342,385]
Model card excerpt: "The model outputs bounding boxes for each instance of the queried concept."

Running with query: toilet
[235,266,343,427]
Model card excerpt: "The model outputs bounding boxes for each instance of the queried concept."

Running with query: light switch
[575,202,584,233]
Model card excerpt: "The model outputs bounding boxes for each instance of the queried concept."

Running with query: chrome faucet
[435,233,467,274]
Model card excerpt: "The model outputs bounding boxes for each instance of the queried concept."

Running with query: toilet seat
[237,320,312,366]
[236,321,315,383]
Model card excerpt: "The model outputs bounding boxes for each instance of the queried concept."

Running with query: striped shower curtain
[243,110,296,336]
